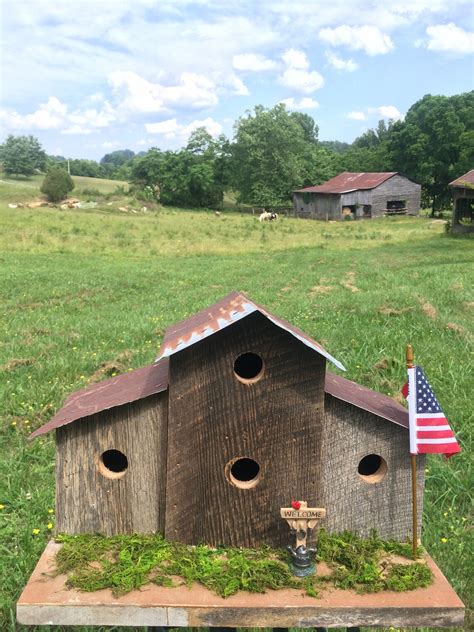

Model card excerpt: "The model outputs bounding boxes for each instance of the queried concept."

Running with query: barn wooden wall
[165,312,327,548]
[320,396,425,540]
[56,393,168,535]
[293,175,421,220]
[368,175,421,217]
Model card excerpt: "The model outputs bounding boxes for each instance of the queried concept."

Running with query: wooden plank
[320,397,425,540]
[17,541,465,628]
[165,311,326,548]
[56,392,168,535]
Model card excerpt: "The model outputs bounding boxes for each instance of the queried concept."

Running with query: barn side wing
[56,392,168,535]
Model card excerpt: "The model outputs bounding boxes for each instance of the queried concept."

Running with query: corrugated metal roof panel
[30,363,408,438]
[449,169,474,187]
[325,372,408,429]
[294,172,398,194]
[156,291,346,371]
[29,359,169,439]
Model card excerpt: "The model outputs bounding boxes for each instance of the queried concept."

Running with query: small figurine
[280,500,326,577]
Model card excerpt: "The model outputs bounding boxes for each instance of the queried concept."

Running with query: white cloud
[347,111,367,120]
[109,71,218,113]
[61,125,93,135]
[102,141,120,148]
[325,51,359,72]
[281,48,309,69]
[145,116,223,141]
[145,119,181,136]
[424,23,474,54]
[280,97,319,110]
[369,105,403,120]
[279,49,324,93]
[232,53,276,71]
[225,74,250,96]
[0,95,116,135]
[319,25,394,55]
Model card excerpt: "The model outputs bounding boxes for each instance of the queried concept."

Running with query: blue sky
[1,0,473,160]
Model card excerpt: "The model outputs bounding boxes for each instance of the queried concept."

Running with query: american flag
[403,366,461,457]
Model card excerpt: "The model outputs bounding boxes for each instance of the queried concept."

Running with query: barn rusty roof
[156,291,346,371]
[449,169,474,187]
[325,372,408,429]
[29,359,169,439]
[294,172,399,194]
[30,363,408,439]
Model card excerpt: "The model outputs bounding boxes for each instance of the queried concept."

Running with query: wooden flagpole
[406,344,417,558]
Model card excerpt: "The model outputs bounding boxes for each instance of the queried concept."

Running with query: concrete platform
[17,541,465,628]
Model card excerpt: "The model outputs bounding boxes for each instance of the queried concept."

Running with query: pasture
[0,176,472,631]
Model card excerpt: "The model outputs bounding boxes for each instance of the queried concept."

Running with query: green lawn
[0,176,472,631]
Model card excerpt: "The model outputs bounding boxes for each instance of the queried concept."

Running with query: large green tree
[130,130,226,208]
[0,135,46,176]
[388,92,474,214]
[231,104,318,207]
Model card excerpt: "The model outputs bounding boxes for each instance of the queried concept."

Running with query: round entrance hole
[357,454,387,484]
[99,449,128,479]
[233,352,264,384]
[226,457,261,489]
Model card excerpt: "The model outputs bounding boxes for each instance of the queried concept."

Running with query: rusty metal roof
[325,372,408,429]
[30,365,408,439]
[156,291,346,371]
[449,169,474,187]
[294,172,399,194]
[29,359,169,439]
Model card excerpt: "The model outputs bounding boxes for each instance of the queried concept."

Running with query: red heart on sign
[291,500,301,510]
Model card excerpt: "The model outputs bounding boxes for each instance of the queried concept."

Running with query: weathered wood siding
[369,174,421,217]
[165,311,326,548]
[293,174,421,220]
[56,393,168,535]
[293,193,341,219]
[320,396,424,540]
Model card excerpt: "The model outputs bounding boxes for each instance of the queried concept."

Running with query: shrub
[41,167,74,202]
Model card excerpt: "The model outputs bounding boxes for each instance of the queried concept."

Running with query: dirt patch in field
[89,350,133,383]
[463,301,474,311]
[419,301,437,320]
[1,357,35,372]
[378,306,414,316]
[340,271,360,293]
[374,358,390,371]
[446,322,469,338]
[310,284,334,295]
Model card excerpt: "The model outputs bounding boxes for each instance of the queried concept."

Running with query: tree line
[1,91,472,214]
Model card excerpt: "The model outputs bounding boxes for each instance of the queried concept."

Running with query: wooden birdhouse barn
[31,292,425,548]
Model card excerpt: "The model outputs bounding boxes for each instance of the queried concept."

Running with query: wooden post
[406,344,417,558]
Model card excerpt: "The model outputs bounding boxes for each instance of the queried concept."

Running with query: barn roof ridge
[449,169,474,187]
[294,171,400,194]
[156,291,346,371]
[30,362,408,439]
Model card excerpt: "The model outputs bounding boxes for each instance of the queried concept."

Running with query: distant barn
[449,169,474,234]
[293,172,421,220]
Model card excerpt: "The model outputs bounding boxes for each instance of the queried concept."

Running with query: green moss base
[55,529,433,598]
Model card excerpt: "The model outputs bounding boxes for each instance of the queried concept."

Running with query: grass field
[0,176,472,631]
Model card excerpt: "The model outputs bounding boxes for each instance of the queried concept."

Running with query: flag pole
[406,344,417,558]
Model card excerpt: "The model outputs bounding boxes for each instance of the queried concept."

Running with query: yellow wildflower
[441,537,448,543]
[48,508,54,514]
[443,512,448,517]
[47,523,53,530]
[32,529,40,535]
[11,421,16,426]
[0,504,5,510]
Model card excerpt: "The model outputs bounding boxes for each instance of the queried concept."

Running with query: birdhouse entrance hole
[99,449,128,479]
[233,352,264,384]
[226,457,261,489]
[358,454,387,483]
